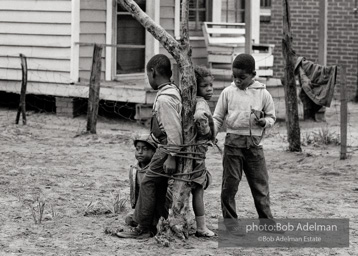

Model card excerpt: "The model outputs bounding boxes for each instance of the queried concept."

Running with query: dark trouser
[221,145,273,227]
[133,148,169,229]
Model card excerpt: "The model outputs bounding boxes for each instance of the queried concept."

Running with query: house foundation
[134,104,152,126]
[55,97,82,117]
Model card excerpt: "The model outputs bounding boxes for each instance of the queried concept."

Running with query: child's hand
[255,118,266,127]
[164,155,176,174]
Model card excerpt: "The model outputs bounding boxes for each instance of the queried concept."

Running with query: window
[222,0,245,23]
[181,0,212,32]
[260,0,271,8]
[260,0,272,22]
[222,0,272,23]
[116,0,146,75]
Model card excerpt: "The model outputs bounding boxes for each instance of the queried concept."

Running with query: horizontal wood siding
[0,0,72,86]
[0,46,70,59]
[1,34,71,47]
[189,39,208,66]
[79,0,106,82]
[159,38,208,66]
[78,57,106,74]
[159,0,175,57]
[0,10,71,24]
[160,6,175,34]
[0,23,71,35]
[0,1,71,12]
[0,57,70,72]
[0,80,147,103]
[79,70,106,82]
[0,69,72,84]
[159,1,208,66]
[160,0,175,35]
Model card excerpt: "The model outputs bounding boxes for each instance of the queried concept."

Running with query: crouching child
[125,133,157,228]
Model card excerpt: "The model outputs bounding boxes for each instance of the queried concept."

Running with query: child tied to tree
[213,53,277,234]
[125,133,157,227]
[191,66,215,237]
[117,54,182,239]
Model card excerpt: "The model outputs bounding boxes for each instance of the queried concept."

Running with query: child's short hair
[194,65,213,86]
[146,54,172,78]
[133,134,157,151]
[232,53,255,73]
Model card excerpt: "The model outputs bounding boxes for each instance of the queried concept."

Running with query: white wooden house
[0,0,269,117]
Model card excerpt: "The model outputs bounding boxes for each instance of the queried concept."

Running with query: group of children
[116,53,276,239]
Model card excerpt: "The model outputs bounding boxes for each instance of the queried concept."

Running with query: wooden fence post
[245,0,252,54]
[318,0,327,66]
[340,66,347,160]
[16,54,28,125]
[86,44,103,134]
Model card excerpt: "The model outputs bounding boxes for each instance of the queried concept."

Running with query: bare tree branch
[117,0,182,60]
[180,0,190,46]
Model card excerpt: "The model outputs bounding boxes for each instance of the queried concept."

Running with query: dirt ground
[0,100,357,256]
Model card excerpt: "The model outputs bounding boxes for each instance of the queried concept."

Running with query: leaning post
[86,44,103,134]
[16,53,28,125]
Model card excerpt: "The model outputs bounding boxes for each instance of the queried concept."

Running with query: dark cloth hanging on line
[294,56,338,107]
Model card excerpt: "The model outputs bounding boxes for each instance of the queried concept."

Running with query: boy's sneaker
[124,213,138,227]
[116,227,151,239]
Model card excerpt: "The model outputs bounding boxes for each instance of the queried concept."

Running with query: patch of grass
[301,127,340,146]
[315,126,340,145]
[301,131,315,146]
[50,204,59,220]
[84,192,127,216]
[30,196,46,224]
[102,192,127,214]
[84,201,103,216]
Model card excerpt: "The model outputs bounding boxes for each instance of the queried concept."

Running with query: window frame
[223,0,245,23]
[114,1,147,78]
[106,0,159,81]
[260,0,272,22]
[176,0,212,36]
[188,0,212,31]
[221,0,272,24]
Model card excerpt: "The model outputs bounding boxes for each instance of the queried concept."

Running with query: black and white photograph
[0,0,357,255]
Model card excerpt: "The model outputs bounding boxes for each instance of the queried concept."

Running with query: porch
[0,75,288,120]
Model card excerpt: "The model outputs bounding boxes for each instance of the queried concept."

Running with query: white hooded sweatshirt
[213,81,276,137]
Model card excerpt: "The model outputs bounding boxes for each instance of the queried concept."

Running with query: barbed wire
[0,54,140,131]
[0,54,357,157]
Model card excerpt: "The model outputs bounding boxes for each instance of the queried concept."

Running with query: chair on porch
[202,22,275,80]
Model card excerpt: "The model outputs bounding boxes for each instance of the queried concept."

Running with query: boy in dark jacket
[117,54,182,239]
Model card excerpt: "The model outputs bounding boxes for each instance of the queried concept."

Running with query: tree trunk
[117,0,196,245]
[282,0,302,152]
[355,51,358,102]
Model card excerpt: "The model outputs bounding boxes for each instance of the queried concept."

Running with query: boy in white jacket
[213,53,276,233]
